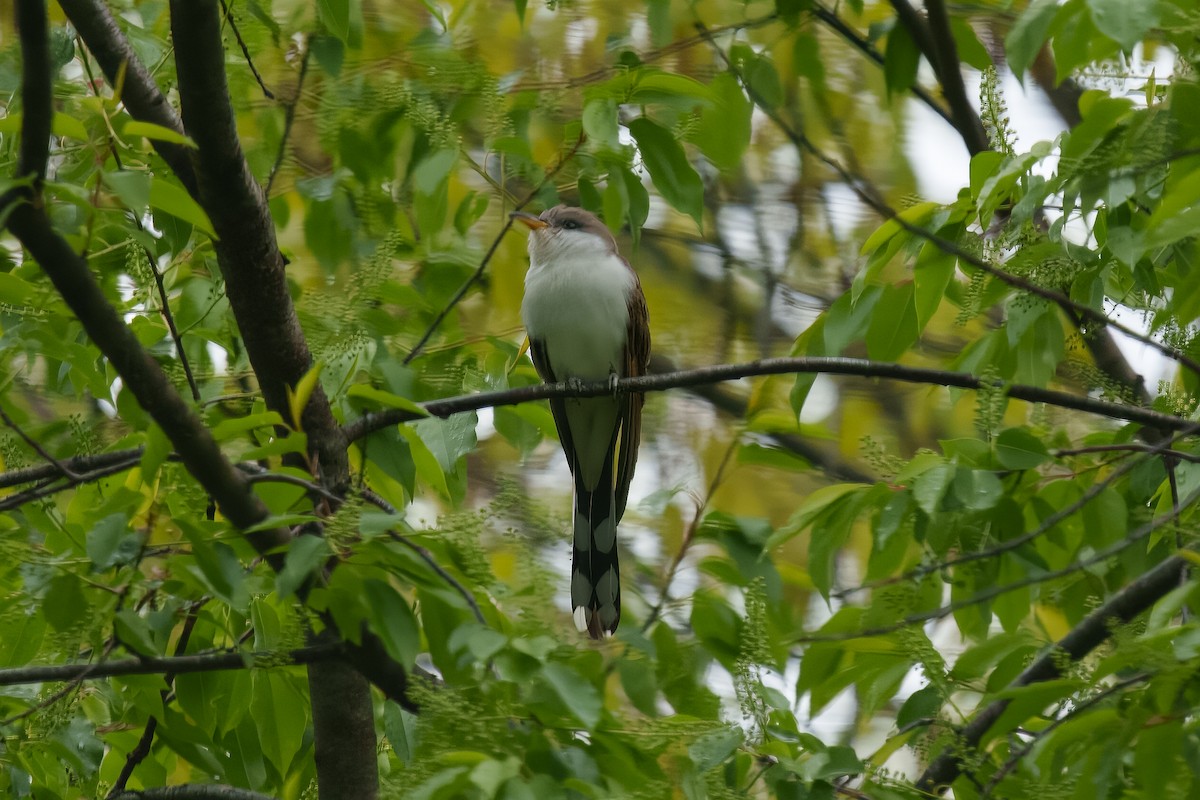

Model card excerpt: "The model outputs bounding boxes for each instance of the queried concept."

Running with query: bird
[513,205,650,638]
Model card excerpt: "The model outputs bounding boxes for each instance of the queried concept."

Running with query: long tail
[570,436,620,638]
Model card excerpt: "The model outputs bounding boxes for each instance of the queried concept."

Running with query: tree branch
[109,785,278,800]
[15,0,50,186]
[0,645,339,687]
[697,21,1200,381]
[898,0,989,155]
[343,357,1194,442]
[7,0,290,557]
[837,420,1200,598]
[57,0,198,196]
[796,485,1199,645]
[168,0,347,483]
[916,552,1190,793]
[810,2,956,130]
[403,133,585,365]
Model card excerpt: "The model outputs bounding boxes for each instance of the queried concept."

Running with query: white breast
[520,231,635,381]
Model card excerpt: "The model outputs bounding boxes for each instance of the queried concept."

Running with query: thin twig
[0,404,80,479]
[642,435,740,631]
[219,0,273,99]
[0,645,341,687]
[240,467,488,624]
[266,36,310,196]
[810,1,954,129]
[695,21,1200,380]
[402,133,586,365]
[78,42,201,401]
[794,483,1200,645]
[980,673,1149,796]
[836,420,1200,598]
[108,600,206,797]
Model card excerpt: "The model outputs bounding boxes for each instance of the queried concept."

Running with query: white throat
[521,230,635,382]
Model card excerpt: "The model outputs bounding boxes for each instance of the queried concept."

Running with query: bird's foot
[566,376,587,394]
[607,372,620,398]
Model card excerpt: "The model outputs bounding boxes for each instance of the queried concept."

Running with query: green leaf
[86,512,139,571]
[363,579,419,668]
[104,170,151,212]
[540,662,602,730]
[150,178,217,238]
[413,149,458,196]
[950,17,992,71]
[212,411,286,441]
[346,384,429,417]
[318,0,350,41]
[912,460,954,515]
[696,72,752,171]
[1086,0,1158,51]
[865,283,918,361]
[913,245,956,329]
[767,483,866,549]
[884,24,920,97]
[1005,0,1060,80]
[995,427,1050,469]
[122,120,197,148]
[896,684,943,729]
[628,117,704,228]
[951,468,1003,511]
[276,535,330,599]
[114,609,159,656]
[860,201,939,256]
[413,413,478,475]
[0,612,45,666]
[44,575,89,631]
[287,362,324,430]
[688,727,743,772]
[187,538,250,613]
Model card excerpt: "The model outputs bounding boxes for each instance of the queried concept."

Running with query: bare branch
[109,785,278,800]
[0,644,339,687]
[344,356,1194,443]
[811,1,955,130]
[0,404,79,480]
[837,420,1200,598]
[15,0,51,186]
[266,38,311,196]
[219,0,274,99]
[892,0,989,155]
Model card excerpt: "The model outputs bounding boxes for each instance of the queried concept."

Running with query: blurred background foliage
[3,0,1200,797]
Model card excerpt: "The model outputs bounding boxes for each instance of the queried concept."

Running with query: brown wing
[615,272,650,521]
[528,338,576,468]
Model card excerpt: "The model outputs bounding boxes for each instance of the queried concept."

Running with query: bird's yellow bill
[510,210,548,229]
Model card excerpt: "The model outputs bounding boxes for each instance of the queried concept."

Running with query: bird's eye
[561,219,579,230]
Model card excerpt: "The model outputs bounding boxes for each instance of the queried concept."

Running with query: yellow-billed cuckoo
[513,205,650,638]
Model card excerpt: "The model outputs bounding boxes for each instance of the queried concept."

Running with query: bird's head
[512,205,620,265]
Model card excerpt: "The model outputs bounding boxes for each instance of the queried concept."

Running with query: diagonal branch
[15,0,51,186]
[58,0,198,196]
[168,0,347,484]
[811,1,955,129]
[915,551,1190,793]
[697,21,1200,381]
[888,0,988,155]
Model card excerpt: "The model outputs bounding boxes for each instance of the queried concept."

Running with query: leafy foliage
[2,0,1200,799]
